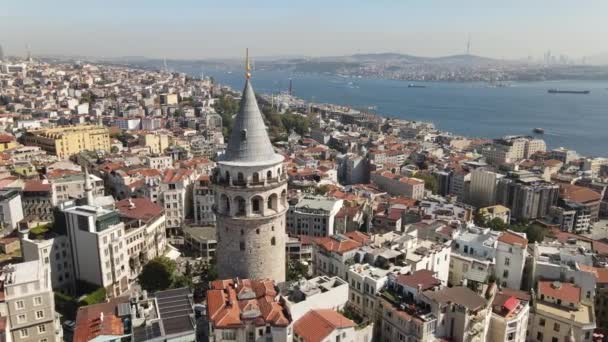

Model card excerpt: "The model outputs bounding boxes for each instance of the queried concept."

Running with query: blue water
[190,68,608,157]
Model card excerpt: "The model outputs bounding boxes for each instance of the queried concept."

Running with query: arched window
[281,189,287,206]
[220,194,230,214]
[240,241,245,251]
[268,193,278,211]
[225,171,230,182]
[252,172,260,184]
[240,229,244,236]
[256,228,260,234]
[235,196,246,216]
[271,237,276,246]
[267,170,272,179]
[252,196,262,214]
[237,172,244,184]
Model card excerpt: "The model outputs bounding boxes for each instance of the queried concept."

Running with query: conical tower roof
[220,66,282,165]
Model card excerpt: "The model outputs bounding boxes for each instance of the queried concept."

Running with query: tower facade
[213,55,287,282]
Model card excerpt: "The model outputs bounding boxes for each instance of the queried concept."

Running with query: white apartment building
[0,260,62,342]
[50,173,104,205]
[63,204,129,297]
[347,263,408,319]
[160,168,195,235]
[113,118,141,130]
[286,195,343,237]
[145,155,173,170]
[450,227,527,292]
[488,289,530,342]
[313,234,362,280]
[282,275,349,322]
[0,189,24,233]
[116,198,167,280]
[370,171,425,199]
[19,232,75,294]
[193,175,215,226]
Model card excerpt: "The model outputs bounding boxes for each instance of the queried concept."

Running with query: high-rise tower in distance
[213,49,288,282]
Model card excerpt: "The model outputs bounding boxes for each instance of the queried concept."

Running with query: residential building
[145,155,173,170]
[313,234,363,280]
[528,281,595,342]
[479,205,511,224]
[0,260,61,342]
[115,198,167,280]
[488,289,530,342]
[193,175,215,226]
[371,171,425,199]
[496,171,559,221]
[21,125,110,159]
[0,189,24,233]
[62,203,129,297]
[183,226,217,262]
[282,276,348,321]
[294,309,371,342]
[286,196,343,237]
[140,133,170,155]
[558,184,602,233]
[160,168,195,235]
[468,168,502,208]
[206,278,292,342]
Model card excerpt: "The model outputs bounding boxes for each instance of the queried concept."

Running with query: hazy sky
[2,0,608,60]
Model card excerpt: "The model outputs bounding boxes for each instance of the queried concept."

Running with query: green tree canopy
[412,173,438,194]
[138,257,177,292]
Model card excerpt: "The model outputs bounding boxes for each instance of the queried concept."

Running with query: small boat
[548,89,590,94]
[408,84,426,88]
[533,128,545,134]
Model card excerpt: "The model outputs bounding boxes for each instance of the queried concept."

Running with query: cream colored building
[22,125,110,159]
[528,281,595,342]
[139,132,170,154]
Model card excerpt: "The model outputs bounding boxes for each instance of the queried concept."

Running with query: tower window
[271,237,276,246]
[240,129,247,141]
[240,241,245,251]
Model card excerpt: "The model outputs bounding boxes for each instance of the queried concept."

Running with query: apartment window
[38,324,46,333]
[539,318,545,326]
[537,332,543,341]
[40,339,48,342]
[551,338,558,342]
[504,257,510,266]
[503,270,509,278]
[20,329,29,338]
[553,323,560,332]
[34,296,42,306]
[17,314,26,323]
[16,300,24,309]
[36,310,44,320]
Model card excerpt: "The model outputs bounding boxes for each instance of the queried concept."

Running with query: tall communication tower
[466,34,471,55]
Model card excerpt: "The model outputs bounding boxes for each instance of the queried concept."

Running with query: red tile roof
[498,231,528,248]
[116,198,163,222]
[0,134,15,143]
[23,180,51,192]
[313,235,362,255]
[538,281,581,304]
[74,297,129,342]
[560,184,602,204]
[344,231,371,245]
[396,270,441,291]
[162,168,193,183]
[207,279,290,329]
[294,309,355,342]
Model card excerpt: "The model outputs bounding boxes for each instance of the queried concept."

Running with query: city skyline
[2,0,608,62]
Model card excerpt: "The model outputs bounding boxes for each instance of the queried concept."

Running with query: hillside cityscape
[1,31,608,342]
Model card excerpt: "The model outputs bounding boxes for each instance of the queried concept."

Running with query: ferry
[533,128,545,134]
[408,84,426,88]
[548,89,590,94]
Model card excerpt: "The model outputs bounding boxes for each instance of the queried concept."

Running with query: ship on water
[548,89,590,94]
[533,128,545,134]
[408,84,426,88]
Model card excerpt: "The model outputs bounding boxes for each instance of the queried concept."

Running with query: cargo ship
[533,128,545,134]
[408,84,426,88]
[548,89,590,94]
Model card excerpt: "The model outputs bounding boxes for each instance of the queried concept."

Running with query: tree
[110,146,119,154]
[487,217,508,231]
[286,260,309,281]
[138,257,176,292]
[473,210,487,227]
[412,173,438,194]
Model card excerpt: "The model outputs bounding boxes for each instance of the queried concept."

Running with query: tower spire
[245,48,251,80]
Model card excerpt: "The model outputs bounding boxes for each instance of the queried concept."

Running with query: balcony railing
[213,175,287,188]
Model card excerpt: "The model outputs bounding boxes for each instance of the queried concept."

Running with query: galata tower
[213,50,287,282]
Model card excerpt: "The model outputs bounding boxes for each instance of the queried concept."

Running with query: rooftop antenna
[288,78,293,96]
[163,57,169,73]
